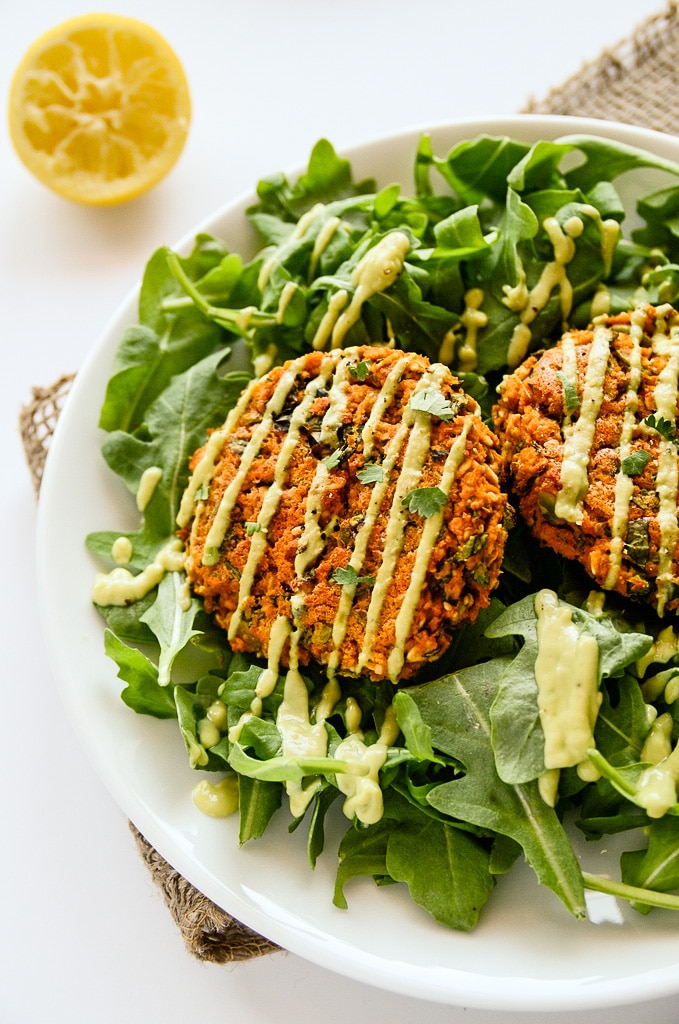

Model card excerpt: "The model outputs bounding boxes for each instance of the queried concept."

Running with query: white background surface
[2,2,678,1022]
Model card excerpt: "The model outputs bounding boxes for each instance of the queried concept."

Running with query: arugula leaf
[175,686,221,769]
[506,139,574,194]
[227,741,363,785]
[90,589,156,644]
[385,809,494,931]
[559,134,679,193]
[405,666,587,919]
[140,572,202,686]
[393,691,447,765]
[634,186,679,262]
[305,785,340,866]
[220,663,283,716]
[621,815,679,910]
[237,775,283,844]
[99,246,226,433]
[587,749,679,819]
[487,594,652,785]
[166,250,283,337]
[101,351,250,538]
[594,675,651,763]
[431,203,497,254]
[467,195,622,372]
[643,262,679,306]
[234,716,283,760]
[104,629,176,719]
[582,870,679,914]
[333,823,390,909]
[369,273,458,362]
[335,787,499,931]
[433,135,532,204]
[485,598,548,783]
[86,528,161,575]
[252,137,376,221]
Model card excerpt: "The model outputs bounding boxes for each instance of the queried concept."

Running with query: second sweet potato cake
[179,345,508,683]
[493,302,679,618]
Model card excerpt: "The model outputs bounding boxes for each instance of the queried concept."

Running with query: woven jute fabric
[522,0,679,133]
[19,372,76,496]
[18,0,679,964]
[129,825,278,961]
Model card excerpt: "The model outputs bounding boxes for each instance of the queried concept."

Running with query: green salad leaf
[140,573,202,687]
[621,816,679,911]
[99,241,228,433]
[104,628,176,718]
[336,789,496,932]
[403,664,587,920]
[487,594,652,785]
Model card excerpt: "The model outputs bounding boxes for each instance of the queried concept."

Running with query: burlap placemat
[521,0,679,133]
[19,0,679,964]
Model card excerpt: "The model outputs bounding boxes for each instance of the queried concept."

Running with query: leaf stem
[586,748,639,797]
[582,871,679,912]
[165,250,276,335]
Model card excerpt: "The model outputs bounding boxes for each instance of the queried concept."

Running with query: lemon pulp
[8,13,191,205]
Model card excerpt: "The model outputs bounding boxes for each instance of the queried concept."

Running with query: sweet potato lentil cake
[179,345,508,683]
[493,303,679,617]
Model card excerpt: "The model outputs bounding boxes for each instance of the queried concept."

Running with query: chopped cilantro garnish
[324,444,349,469]
[245,521,261,535]
[401,486,447,518]
[349,359,371,381]
[331,565,375,587]
[644,413,677,442]
[357,463,385,484]
[409,387,456,421]
[621,449,651,476]
[196,483,210,501]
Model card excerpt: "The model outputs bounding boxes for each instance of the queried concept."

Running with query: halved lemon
[8,13,191,205]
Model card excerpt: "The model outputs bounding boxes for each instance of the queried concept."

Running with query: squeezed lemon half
[8,13,191,205]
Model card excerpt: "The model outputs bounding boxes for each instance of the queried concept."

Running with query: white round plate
[37,115,679,1012]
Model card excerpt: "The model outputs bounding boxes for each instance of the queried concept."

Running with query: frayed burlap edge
[522,1,679,134]
[19,2,678,963]
[129,824,279,963]
[19,372,76,496]
[20,374,280,964]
